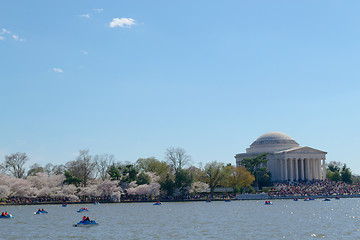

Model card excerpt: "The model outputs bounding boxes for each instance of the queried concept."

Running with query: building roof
[249,132,299,149]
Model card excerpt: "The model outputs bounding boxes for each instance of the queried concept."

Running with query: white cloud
[94,8,104,12]
[53,68,63,73]
[2,28,10,34]
[1,28,24,41]
[79,14,90,18]
[109,18,136,28]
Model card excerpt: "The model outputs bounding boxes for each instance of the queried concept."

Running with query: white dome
[246,132,299,153]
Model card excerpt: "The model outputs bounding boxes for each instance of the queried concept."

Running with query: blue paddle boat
[153,202,161,205]
[34,210,48,215]
[265,201,272,205]
[77,208,89,212]
[0,213,14,218]
[324,198,331,201]
[293,198,298,201]
[225,199,231,202]
[62,204,67,207]
[73,220,99,227]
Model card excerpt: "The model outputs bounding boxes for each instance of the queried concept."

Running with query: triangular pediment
[280,146,327,154]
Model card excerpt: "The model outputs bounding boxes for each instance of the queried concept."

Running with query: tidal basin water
[1,198,360,239]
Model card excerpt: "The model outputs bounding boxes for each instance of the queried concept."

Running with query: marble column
[284,158,288,180]
[289,158,293,181]
[300,158,304,180]
[310,158,315,180]
[317,159,321,180]
[322,159,326,180]
[306,159,310,180]
[295,158,299,181]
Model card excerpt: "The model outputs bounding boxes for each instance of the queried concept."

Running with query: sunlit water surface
[1,198,360,239]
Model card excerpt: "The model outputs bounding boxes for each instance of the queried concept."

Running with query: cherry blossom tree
[190,181,210,194]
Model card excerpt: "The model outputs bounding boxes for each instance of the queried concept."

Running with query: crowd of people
[269,179,360,197]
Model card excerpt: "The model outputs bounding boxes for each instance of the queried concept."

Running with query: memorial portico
[235,132,327,181]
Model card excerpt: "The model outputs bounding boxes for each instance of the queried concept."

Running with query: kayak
[73,220,99,227]
[77,209,89,212]
[0,214,14,218]
[34,211,48,215]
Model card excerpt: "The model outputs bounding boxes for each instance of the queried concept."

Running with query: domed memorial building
[235,132,327,181]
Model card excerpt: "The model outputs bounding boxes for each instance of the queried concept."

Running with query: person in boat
[4,212,7,216]
[82,216,87,221]
[1,212,5,216]
[85,216,90,222]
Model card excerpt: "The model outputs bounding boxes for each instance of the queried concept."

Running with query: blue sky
[1,1,359,173]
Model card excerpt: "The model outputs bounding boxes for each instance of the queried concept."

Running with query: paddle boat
[293,198,298,201]
[34,209,48,215]
[335,196,340,200]
[206,199,211,203]
[73,219,99,227]
[324,198,331,201]
[77,208,89,212]
[153,202,162,205]
[225,199,231,202]
[309,197,315,200]
[0,212,14,218]
[94,202,99,205]
[265,201,272,205]
[62,204,67,207]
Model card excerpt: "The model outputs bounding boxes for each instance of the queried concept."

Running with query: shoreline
[1,194,359,206]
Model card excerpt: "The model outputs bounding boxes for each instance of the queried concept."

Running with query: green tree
[228,166,255,190]
[241,153,270,189]
[121,164,139,183]
[160,174,175,196]
[107,165,121,180]
[136,157,170,180]
[327,161,342,173]
[203,161,226,195]
[327,170,341,182]
[340,164,352,184]
[63,170,82,186]
[136,172,151,185]
[174,169,193,195]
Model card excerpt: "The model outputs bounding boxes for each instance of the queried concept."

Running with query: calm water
[1,198,360,239]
